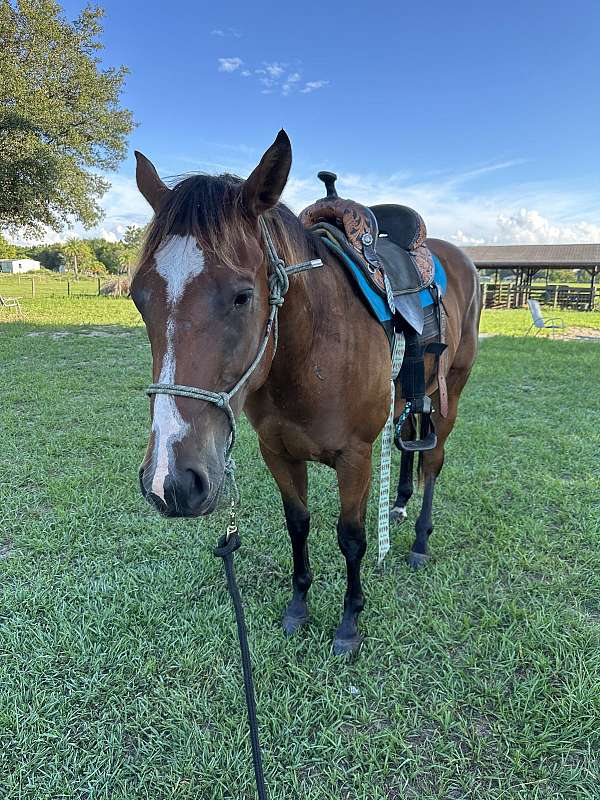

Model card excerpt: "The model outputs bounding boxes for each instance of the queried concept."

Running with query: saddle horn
[317,171,339,199]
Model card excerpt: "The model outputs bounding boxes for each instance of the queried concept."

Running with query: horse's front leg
[259,444,311,635]
[333,446,372,656]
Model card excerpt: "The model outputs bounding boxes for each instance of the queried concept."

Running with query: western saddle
[299,172,446,452]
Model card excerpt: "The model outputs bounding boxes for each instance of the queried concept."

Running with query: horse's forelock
[135,172,322,278]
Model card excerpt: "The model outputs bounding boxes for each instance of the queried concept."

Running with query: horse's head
[131,131,292,517]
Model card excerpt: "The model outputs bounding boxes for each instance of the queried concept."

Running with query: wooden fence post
[67,280,70,297]
[97,277,101,295]
[31,277,35,297]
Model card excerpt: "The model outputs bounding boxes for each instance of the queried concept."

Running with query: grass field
[0,272,108,299]
[1,297,600,799]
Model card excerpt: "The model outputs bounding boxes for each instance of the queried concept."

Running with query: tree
[62,239,96,276]
[0,1,134,236]
[0,233,18,259]
[119,224,146,272]
[24,242,66,270]
[88,238,124,274]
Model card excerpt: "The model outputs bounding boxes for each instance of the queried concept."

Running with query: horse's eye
[234,290,253,308]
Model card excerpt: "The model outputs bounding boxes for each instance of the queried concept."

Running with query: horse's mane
[138,173,324,273]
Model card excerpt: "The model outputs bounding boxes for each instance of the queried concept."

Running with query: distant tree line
[0,225,145,275]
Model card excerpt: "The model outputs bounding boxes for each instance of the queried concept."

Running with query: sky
[41,0,600,246]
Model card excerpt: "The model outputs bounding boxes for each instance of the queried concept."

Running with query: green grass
[479,308,600,336]
[1,297,600,799]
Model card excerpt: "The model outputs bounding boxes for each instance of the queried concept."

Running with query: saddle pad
[322,239,391,323]
[322,238,446,325]
[421,255,446,307]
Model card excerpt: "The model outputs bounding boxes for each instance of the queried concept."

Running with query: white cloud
[262,62,285,79]
[218,57,328,97]
[217,57,243,73]
[300,80,329,93]
[493,209,600,244]
[211,28,241,38]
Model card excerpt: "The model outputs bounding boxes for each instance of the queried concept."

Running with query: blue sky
[54,0,600,245]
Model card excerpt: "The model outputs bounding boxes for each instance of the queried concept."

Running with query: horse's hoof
[389,505,408,524]
[407,551,429,569]
[333,635,363,658]
[282,613,309,637]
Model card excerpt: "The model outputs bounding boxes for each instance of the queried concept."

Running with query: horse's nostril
[158,467,212,516]
[185,467,210,506]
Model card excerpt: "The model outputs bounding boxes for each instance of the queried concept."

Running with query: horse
[131,130,481,655]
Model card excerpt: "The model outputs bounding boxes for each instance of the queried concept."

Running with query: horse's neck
[273,243,349,368]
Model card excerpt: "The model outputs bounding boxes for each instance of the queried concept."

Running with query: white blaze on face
[150,235,205,500]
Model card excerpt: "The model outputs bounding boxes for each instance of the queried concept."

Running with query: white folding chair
[526,299,564,337]
[0,295,23,318]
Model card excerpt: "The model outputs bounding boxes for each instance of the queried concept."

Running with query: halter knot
[216,391,229,408]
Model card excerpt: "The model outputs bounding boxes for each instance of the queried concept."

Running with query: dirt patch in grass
[27,327,136,339]
[0,538,13,558]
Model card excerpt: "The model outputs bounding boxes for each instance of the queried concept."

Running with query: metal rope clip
[226,499,238,541]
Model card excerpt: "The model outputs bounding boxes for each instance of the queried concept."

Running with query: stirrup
[394,397,438,453]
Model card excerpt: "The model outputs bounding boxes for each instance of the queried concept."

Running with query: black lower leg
[409,475,436,565]
[392,448,415,515]
[282,502,311,634]
[334,520,366,653]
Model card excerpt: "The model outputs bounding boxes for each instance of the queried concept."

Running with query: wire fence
[0,273,116,299]
[481,282,599,311]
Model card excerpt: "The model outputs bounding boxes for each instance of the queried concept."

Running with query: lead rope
[146,218,322,800]
[213,504,267,800]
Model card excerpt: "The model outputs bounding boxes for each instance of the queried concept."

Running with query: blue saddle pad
[324,239,446,325]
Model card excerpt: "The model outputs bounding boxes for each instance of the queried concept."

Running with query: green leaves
[0,1,134,235]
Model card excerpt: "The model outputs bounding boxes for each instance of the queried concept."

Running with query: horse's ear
[135,151,170,212]
[241,130,292,218]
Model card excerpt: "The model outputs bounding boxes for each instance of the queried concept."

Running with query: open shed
[463,244,600,311]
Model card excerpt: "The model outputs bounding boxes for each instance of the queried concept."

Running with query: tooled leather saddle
[299,171,436,335]
[299,172,447,452]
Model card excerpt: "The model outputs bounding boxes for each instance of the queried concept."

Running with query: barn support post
[589,267,598,311]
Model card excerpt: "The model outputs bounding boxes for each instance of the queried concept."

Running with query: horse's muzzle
[139,464,219,517]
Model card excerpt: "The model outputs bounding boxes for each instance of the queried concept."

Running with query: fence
[481,282,599,311]
[0,274,113,299]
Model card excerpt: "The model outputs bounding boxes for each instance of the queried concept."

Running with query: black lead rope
[213,531,267,800]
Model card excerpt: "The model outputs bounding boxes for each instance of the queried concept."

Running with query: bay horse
[131,130,481,655]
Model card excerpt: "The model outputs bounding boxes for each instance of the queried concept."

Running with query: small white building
[0,258,41,274]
